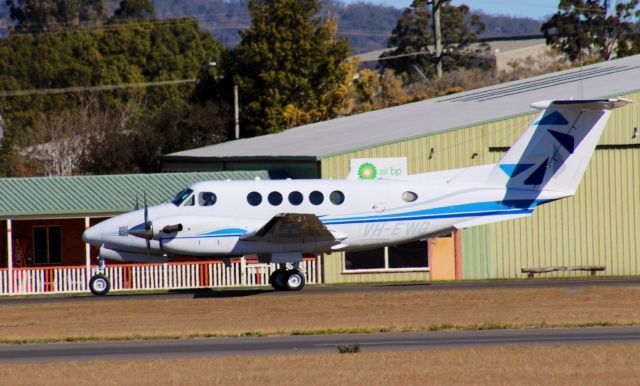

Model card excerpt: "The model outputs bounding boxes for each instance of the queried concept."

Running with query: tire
[89,274,111,296]
[284,270,306,291]
[270,269,287,290]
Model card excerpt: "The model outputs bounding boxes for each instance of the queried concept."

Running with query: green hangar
[161,54,640,283]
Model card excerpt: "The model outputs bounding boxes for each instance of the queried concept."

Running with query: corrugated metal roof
[164,54,640,160]
[0,171,270,218]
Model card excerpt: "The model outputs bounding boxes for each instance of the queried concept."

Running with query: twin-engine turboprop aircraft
[83,98,631,295]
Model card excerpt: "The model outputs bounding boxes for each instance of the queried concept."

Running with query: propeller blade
[143,191,151,257]
[143,191,149,228]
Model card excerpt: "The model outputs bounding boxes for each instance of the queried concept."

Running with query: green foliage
[151,0,542,53]
[112,0,154,22]
[0,18,226,176]
[380,0,486,81]
[129,100,230,173]
[541,0,640,61]
[6,0,107,32]
[0,19,223,136]
[225,0,352,136]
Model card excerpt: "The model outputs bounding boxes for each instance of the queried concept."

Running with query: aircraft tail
[486,98,632,196]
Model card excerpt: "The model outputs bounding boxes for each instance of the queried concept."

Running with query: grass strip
[1,320,637,346]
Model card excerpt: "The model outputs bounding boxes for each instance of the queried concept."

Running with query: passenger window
[199,192,217,206]
[329,190,345,205]
[247,192,262,206]
[309,191,324,205]
[268,192,283,206]
[401,191,418,202]
[288,191,303,206]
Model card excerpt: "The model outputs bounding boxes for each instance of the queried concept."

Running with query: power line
[0,79,195,97]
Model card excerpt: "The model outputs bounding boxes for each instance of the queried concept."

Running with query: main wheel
[89,274,111,296]
[284,270,305,291]
[269,269,288,290]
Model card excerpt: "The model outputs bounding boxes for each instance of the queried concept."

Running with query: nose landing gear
[89,258,111,296]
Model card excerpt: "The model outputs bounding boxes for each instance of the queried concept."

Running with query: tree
[112,0,154,22]
[225,0,352,136]
[6,0,107,32]
[541,0,640,61]
[130,101,230,173]
[0,19,226,176]
[380,0,485,81]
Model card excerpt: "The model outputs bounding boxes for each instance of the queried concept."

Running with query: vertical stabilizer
[487,98,631,197]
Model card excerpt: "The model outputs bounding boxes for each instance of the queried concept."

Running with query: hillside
[153,0,543,53]
[1,1,543,53]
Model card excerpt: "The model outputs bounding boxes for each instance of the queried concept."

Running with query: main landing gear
[269,264,306,291]
[89,258,111,296]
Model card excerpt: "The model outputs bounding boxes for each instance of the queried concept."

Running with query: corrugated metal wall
[321,91,640,282]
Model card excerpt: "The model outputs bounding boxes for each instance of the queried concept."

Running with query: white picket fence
[0,259,321,296]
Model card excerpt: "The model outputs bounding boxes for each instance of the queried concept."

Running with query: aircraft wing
[240,213,337,244]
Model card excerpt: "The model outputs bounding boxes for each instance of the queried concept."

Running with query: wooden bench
[521,265,606,278]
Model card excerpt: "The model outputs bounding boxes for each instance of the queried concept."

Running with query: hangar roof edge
[0,171,270,218]
[163,54,640,160]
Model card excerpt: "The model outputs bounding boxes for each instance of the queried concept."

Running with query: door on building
[429,233,456,280]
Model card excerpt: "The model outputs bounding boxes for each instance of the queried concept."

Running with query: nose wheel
[89,258,111,296]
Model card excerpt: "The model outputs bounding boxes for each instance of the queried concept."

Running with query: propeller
[128,192,153,255]
[127,192,183,256]
[143,191,151,254]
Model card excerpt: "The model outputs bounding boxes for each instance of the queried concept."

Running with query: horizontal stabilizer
[454,212,533,229]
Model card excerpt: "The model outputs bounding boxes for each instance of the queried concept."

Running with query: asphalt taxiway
[1,327,640,363]
[2,277,640,304]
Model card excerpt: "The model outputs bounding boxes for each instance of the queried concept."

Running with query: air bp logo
[358,162,377,179]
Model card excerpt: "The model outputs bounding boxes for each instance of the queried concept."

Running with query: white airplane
[83,98,631,295]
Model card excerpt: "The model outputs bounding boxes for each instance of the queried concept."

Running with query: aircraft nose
[82,225,101,246]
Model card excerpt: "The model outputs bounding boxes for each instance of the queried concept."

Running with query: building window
[330,190,345,205]
[345,248,385,270]
[309,191,324,205]
[288,191,303,206]
[247,191,262,206]
[33,226,62,265]
[344,240,428,272]
[268,192,283,206]
[389,241,428,268]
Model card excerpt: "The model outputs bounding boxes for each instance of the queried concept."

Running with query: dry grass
[2,344,640,385]
[1,285,640,342]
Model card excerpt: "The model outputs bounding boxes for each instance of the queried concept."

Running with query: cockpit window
[172,188,194,206]
[199,192,217,206]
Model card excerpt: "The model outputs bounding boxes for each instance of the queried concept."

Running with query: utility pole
[234,85,240,139]
[432,0,442,78]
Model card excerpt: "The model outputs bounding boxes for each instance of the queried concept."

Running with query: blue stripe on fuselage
[322,208,533,225]
[321,199,545,225]
[167,200,546,238]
